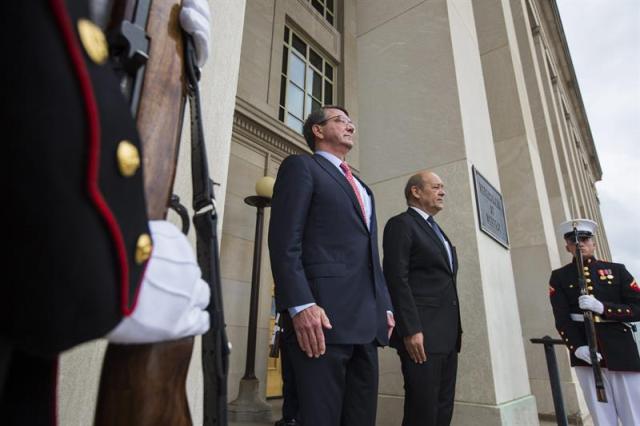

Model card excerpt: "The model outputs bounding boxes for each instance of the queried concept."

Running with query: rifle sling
[184,35,230,425]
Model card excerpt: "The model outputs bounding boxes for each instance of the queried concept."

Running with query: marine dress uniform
[3,1,151,424]
[549,219,640,426]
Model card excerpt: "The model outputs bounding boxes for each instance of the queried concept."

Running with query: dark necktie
[427,216,452,269]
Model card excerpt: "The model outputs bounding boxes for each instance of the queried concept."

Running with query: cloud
[556,0,640,274]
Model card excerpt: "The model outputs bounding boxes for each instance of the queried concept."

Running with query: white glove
[180,0,211,67]
[575,346,602,365]
[107,220,210,344]
[578,295,604,314]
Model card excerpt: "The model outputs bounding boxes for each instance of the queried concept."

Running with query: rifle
[571,227,607,403]
[269,313,282,358]
[95,1,229,424]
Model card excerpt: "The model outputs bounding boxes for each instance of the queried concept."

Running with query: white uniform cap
[558,218,598,239]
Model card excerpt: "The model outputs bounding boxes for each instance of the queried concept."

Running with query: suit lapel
[406,208,451,272]
[313,154,369,231]
[440,228,457,274]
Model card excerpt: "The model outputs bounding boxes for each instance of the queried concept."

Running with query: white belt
[570,313,616,323]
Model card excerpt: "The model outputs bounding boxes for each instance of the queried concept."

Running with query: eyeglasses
[318,115,356,131]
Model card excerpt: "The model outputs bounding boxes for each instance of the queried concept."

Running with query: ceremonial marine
[549,219,640,425]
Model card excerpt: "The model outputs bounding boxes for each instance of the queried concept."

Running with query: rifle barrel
[572,228,607,403]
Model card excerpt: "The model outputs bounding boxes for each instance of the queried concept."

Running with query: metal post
[228,195,272,422]
[244,200,266,379]
[531,336,568,426]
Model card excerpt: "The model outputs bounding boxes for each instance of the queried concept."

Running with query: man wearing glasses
[548,219,639,425]
[269,106,394,426]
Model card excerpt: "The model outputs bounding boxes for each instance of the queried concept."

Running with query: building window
[309,0,335,26]
[279,26,335,134]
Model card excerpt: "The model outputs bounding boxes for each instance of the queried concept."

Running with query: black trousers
[287,341,379,426]
[399,350,458,426]
[0,349,58,426]
[280,339,300,421]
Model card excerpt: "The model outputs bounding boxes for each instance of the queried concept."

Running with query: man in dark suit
[383,171,461,426]
[268,106,394,426]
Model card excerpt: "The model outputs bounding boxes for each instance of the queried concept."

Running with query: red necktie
[340,162,368,225]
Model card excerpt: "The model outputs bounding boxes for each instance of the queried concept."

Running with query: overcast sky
[555,0,640,275]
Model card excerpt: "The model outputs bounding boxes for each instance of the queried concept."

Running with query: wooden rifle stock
[572,229,607,403]
[95,1,195,425]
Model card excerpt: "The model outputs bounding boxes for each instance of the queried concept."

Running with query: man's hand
[403,332,427,364]
[578,295,604,314]
[292,305,332,358]
[107,220,210,344]
[387,311,395,339]
[575,345,602,364]
[180,0,212,67]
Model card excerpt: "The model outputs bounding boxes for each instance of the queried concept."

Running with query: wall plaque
[472,166,509,248]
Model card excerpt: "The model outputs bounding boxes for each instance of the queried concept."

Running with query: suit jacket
[268,153,392,346]
[549,258,640,371]
[383,208,461,354]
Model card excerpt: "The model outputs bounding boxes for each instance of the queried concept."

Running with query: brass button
[116,140,141,177]
[585,272,591,277]
[135,233,152,264]
[77,19,108,65]
[586,279,592,283]
[617,308,622,313]
[569,284,574,288]
[583,267,589,271]
[626,309,631,313]
[608,308,612,313]
[587,286,593,291]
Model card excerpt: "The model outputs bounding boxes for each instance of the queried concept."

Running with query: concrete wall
[357,0,537,423]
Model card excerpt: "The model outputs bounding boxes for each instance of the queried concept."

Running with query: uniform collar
[572,256,597,266]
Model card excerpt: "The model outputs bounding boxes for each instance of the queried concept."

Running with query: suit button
[135,233,153,264]
[117,140,141,177]
[77,19,108,65]
[452,300,457,306]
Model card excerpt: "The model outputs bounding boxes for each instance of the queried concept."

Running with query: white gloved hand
[180,0,211,67]
[578,295,604,314]
[574,345,602,365]
[107,220,210,344]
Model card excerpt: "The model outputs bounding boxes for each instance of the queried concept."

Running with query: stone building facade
[58,1,610,425]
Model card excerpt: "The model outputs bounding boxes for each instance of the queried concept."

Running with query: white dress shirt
[409,206,453,271]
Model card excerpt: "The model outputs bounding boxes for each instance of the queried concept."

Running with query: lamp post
[228,176,275,422]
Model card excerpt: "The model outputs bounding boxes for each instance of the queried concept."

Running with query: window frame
[279,26,336,134]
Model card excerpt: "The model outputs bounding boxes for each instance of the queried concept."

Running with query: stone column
[57,1,246,424]
[356,0,537,423]
[473,0,588,422]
